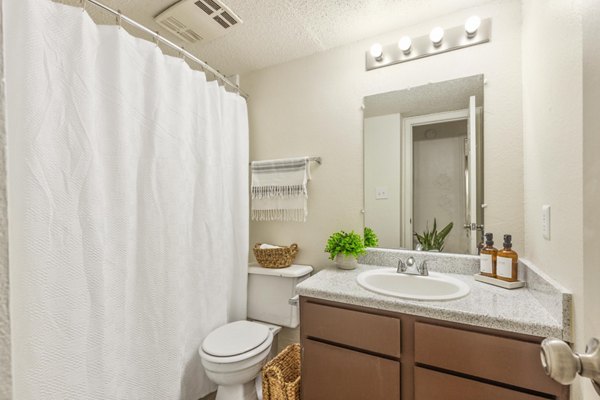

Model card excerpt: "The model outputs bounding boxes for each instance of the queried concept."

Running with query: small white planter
[335,254,358,270]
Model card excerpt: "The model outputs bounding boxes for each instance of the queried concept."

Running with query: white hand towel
[259,244,281,249]
[251,157,310,222]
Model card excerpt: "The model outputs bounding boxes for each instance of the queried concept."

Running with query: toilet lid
[202,321,270,357]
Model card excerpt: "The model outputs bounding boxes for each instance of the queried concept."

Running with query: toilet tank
[247,264,313,328]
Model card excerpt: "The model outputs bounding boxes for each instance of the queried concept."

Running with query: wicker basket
[253,243,299,269]
[262,343,301,400]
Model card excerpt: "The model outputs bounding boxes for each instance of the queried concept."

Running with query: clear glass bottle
[479,233,497,278]
[496,234,519,282]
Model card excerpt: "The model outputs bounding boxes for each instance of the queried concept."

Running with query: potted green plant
[414,219,453,252]
[324,230,366,270]
[363,227,379,248]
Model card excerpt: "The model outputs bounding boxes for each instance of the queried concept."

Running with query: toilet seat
[200,321,273,364]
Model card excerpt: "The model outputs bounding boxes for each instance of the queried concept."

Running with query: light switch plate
[542,205,551,240]
[375,186,389,200]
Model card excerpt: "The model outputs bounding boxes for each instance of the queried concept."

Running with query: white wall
[521,0,598,398]
[522,0,584,312]
[0,0,11,397]
[242,0,524,269]
[364,114,401,248]
[582,0,600,398]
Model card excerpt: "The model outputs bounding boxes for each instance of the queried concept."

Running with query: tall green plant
[324,231,366,260]
[414,219,453,251]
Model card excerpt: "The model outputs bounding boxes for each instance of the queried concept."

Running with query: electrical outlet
[542,205,551,240]
[375,187,389,200]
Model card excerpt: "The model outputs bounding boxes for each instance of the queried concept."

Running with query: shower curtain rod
[81,0,249,99]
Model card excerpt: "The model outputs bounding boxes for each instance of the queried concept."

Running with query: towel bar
[250,156,321,165]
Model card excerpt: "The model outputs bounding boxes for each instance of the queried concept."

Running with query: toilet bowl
[199,264,313,400]
[199,320,274,400]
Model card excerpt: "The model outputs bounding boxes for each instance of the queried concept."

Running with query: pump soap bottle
[479,233,497,278]
[496,234,519,282]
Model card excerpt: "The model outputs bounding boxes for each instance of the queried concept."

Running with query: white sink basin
[356,268,470,301]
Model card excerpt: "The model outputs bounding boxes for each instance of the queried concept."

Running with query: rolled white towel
[260,243,281,249]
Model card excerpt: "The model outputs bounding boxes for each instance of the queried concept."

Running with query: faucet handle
[418,260,430,276]
[397,259,407,273]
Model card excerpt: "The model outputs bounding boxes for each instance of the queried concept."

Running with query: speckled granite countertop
[296,249,572,340]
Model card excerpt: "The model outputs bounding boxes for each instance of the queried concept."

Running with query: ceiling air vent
[155,0,242,44]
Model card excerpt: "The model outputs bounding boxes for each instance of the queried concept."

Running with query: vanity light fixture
[365,18,492,71]
[465,15,481,38]
[398,36,412,54]
[370,43,383,61]
[429,27,444,46]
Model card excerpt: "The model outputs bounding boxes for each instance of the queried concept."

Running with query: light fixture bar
[365,18,492,71]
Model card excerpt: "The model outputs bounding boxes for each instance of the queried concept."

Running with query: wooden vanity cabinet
[300,296,569,400]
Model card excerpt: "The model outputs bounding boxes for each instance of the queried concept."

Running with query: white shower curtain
[4,1,248,399]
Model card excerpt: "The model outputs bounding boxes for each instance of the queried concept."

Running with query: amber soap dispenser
[479,233,497,278]
[496,234,519,282]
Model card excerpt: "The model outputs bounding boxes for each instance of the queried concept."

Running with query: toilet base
[215,380,257,400]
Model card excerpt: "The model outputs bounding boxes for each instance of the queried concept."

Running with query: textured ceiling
[364,74,484,118]
[57,0,494,75]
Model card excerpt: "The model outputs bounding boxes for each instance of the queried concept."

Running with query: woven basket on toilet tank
[253,243,299,269]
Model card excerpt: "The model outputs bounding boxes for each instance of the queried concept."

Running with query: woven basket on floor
[253,243,299,269]
[262,343,301,400]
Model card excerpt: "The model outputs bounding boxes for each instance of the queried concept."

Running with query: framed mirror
[363,75,484,255]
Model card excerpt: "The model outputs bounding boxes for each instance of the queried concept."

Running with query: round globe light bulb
[429,27,444,46]
[398,36,412,54]
[465,15,481,37]
[370,43,383,60]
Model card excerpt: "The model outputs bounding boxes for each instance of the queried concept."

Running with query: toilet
[199,264,313,400]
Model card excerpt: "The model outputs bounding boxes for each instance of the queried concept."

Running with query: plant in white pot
[324,230,366,270]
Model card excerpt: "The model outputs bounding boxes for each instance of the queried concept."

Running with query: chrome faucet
[397,256,429,276]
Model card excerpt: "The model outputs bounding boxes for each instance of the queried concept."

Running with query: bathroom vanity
[296,250,572,400]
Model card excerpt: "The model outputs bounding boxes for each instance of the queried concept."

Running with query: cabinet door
[414,322,563,396]
[302,339,400,400]
[301,300,401,358]
[414,368,549,400]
